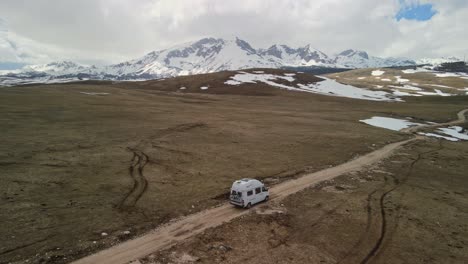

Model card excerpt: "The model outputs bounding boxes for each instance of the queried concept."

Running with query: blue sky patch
[396,3,436,21]
[0,62,27,70]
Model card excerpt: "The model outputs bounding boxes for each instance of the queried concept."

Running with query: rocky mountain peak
[1,37,424,85]
[338,49,369,59]
[235,37,256,55]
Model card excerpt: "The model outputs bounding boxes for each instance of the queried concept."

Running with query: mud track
[72,138,417,264]
[117,148,149,209]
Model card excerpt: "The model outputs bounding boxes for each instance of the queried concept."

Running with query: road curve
[401,108,468,133]
[71,138,418,264]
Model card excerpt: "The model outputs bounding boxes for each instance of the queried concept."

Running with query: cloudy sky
[0,0,467,67]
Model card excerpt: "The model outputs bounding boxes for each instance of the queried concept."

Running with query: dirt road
[71,138,418,264]
[401,108,468,133]
[71,108,468,264]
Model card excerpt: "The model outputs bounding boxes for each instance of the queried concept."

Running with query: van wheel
[245,203,251,209]
[264,196,269,202]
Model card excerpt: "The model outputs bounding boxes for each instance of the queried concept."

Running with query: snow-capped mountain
[1,36,460,86]
[416,57,462,66]
[14,61,96,76]
[258,44,332,66]
[333,49,415,68]
[102,37,342,79]
[104,38,275,78]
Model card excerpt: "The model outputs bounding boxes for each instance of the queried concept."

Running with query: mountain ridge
[0,37,462,85]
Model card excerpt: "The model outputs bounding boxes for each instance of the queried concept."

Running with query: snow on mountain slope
[258,44,332,67]
[162,38,270,74]
[333,49,415,68]
[87,38,417,78]
[105,37,275,78]
[416,57,462,65]
[0,61,98,77]
[21,61,96,75]
[0,37,460,86]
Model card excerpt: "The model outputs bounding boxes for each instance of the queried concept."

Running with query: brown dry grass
[144,139,468,264]
[0,68,466,263]
[326,67,468,95]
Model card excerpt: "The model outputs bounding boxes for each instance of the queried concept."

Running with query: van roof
[231,178,263,191]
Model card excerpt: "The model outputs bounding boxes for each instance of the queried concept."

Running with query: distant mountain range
[0,37,462,86]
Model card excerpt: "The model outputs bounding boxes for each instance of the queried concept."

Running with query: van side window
[247,190,253,196]
[255,187,261,194]
[262,186,267,192]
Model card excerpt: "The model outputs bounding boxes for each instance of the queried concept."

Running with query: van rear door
[230,190,243,204]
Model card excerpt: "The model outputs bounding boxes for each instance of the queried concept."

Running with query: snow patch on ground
[438,126,468,140]
[253,71,265,73]
[200,86,209,90]
[225,72,459,101]
[395,76,410,83]
[402,68,432,74]
[430,84,453,88]
[360,116,423,131]
[358,77,366,80]
[381,78,391,82]
[225,72,398,101]
[417,89,452,96]
[226,72,295,85]
[79,92,109,96]
[418,132,460,142]
[359,116,468,142]
[281,75,296,82]
[417,126,468,142]
[392,90,422,97]
[284,73,296,76]
[371,70,385,76]
[298,78,397,102]
[361,116,466,142]
[392,90,411,96]
[179,86,187,90]
[225,80,242,85]
[389,85,422,91]
[435,72,460,77]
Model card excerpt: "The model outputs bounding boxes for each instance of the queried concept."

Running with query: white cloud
[0,0,466,65]
[0,21,54,64]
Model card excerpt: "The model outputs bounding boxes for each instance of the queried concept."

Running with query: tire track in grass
[0,235,56,256]
[359,141,444,264]
[117,122,206,209]
[337,181,390,263]
[340,108,467,264]
[72,137,417,264]
[117,148,149,209]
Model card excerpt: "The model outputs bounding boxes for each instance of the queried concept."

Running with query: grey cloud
[0,0,466,65]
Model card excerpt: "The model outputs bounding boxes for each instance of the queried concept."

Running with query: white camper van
[229,178,269,208]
